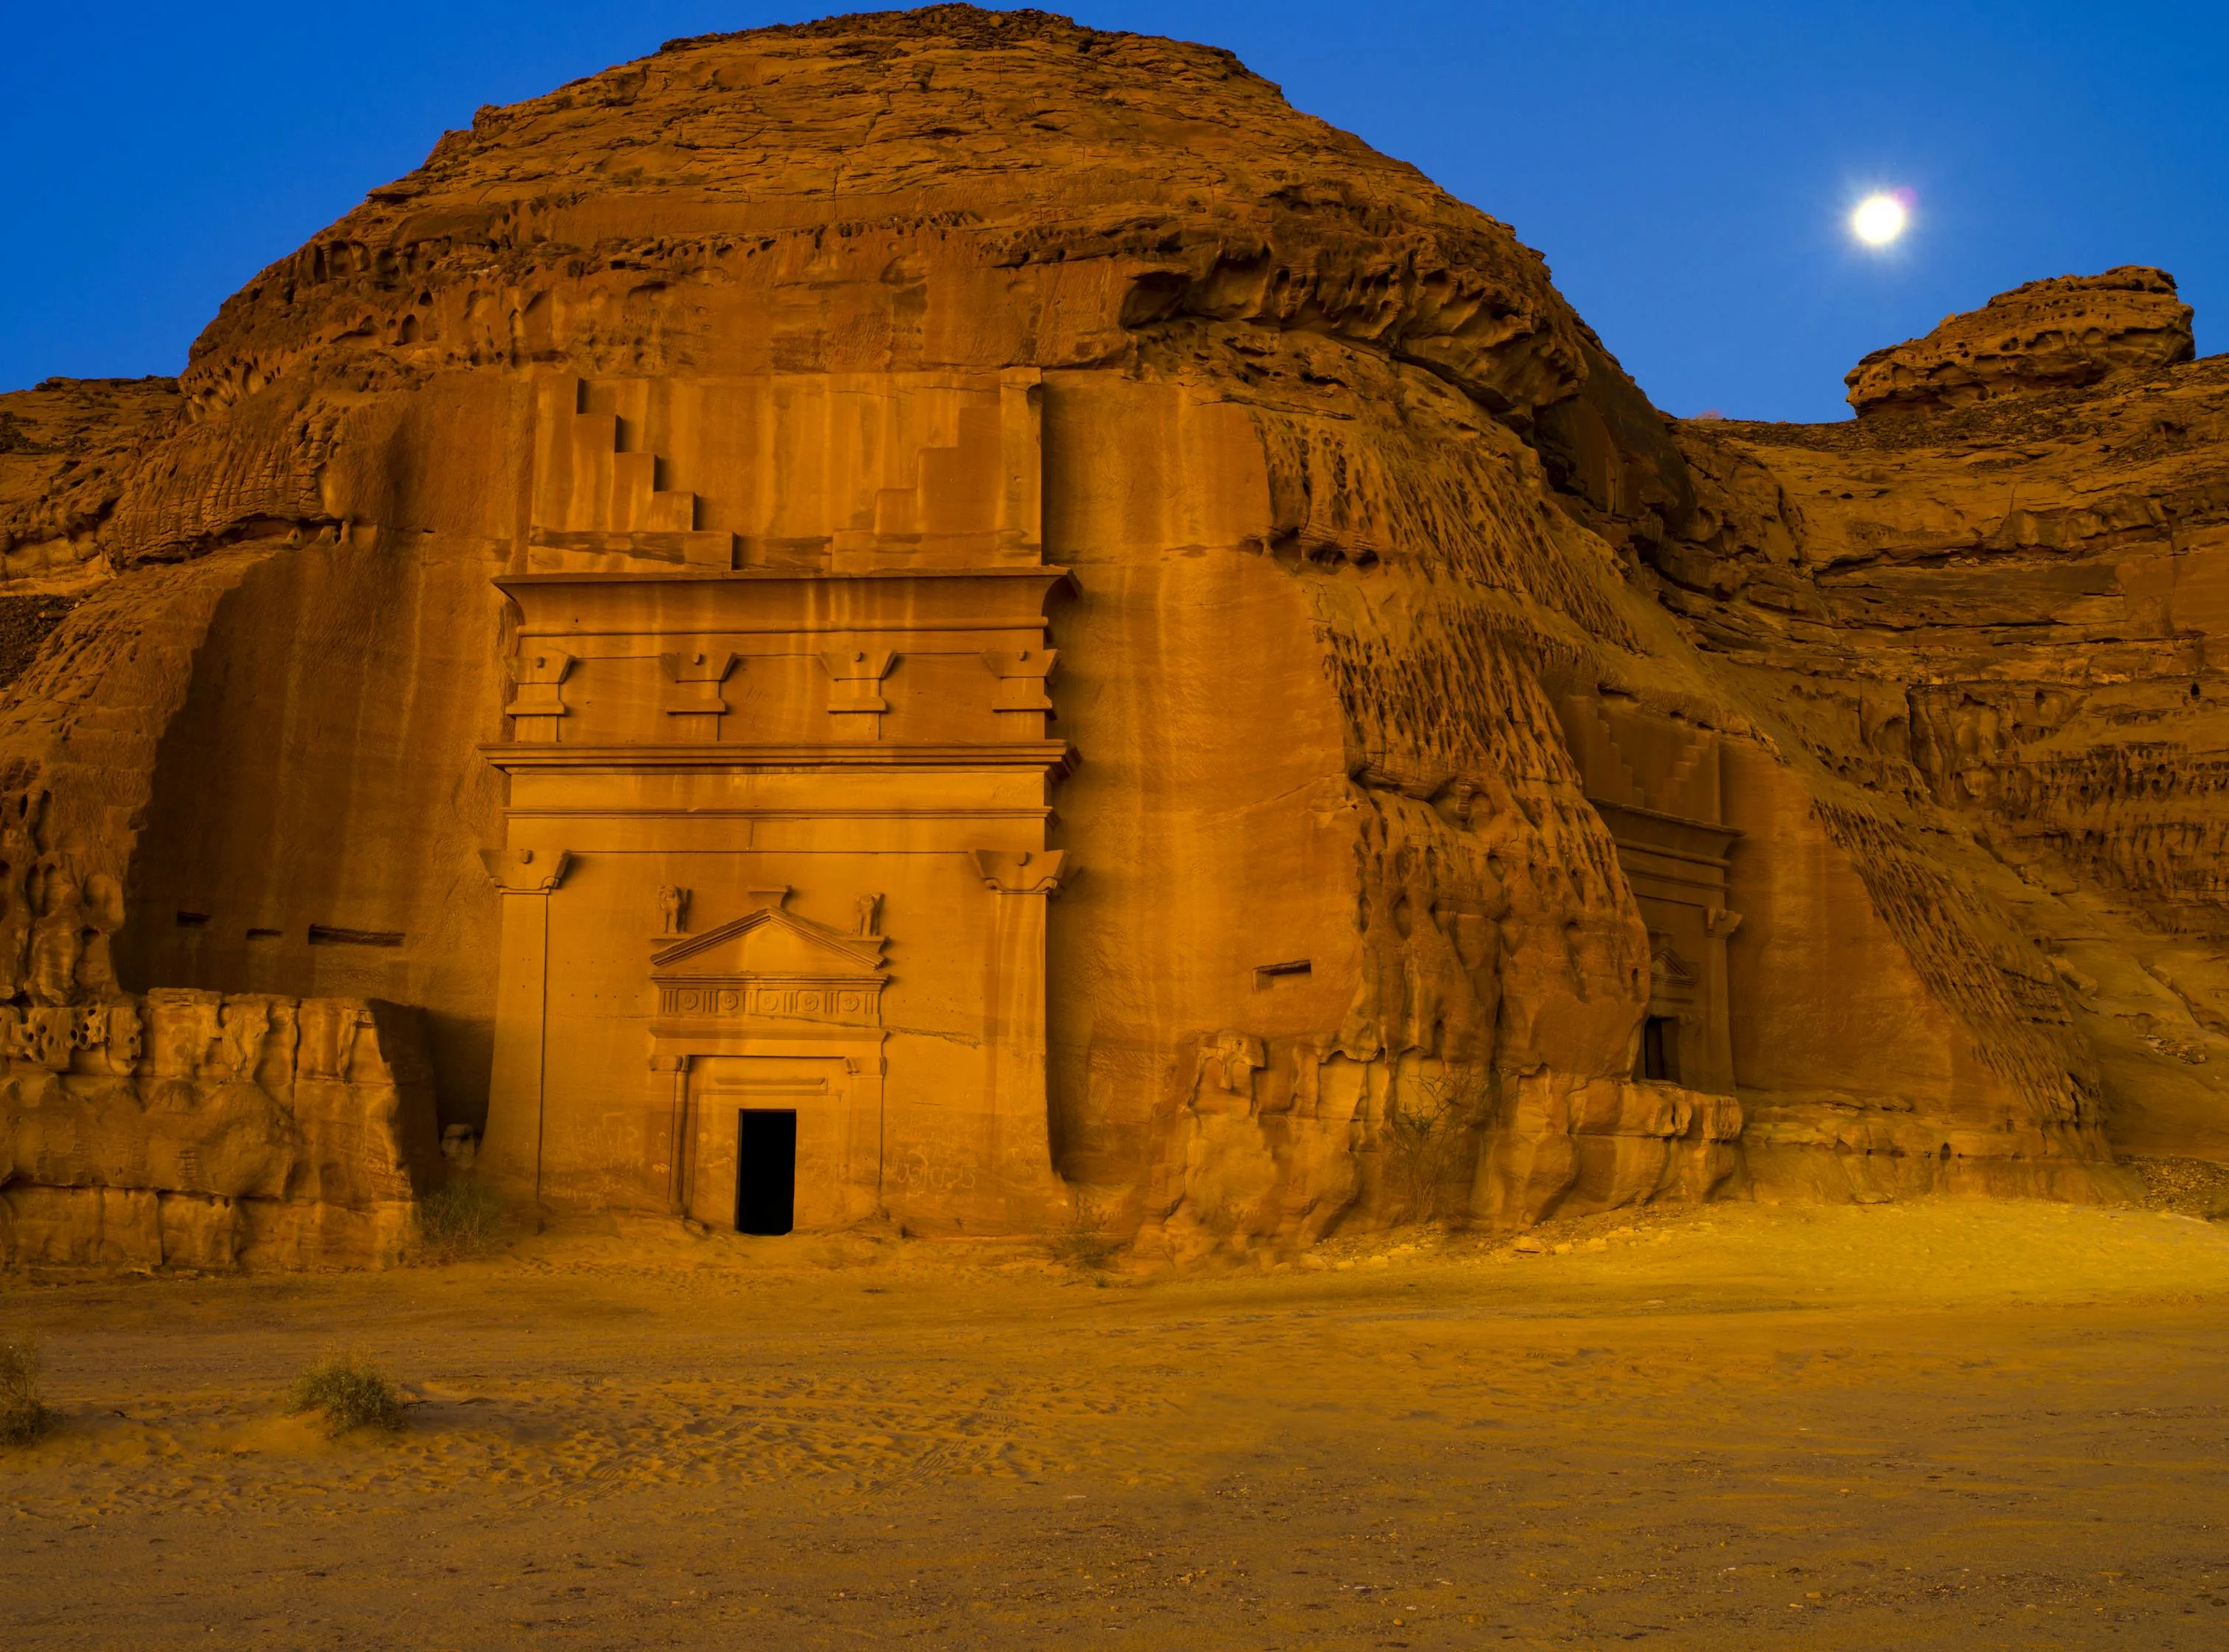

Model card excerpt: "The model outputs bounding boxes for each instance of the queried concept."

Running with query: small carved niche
[308,925,406,948]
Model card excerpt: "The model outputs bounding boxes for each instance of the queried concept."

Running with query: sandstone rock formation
[0,375,181,586]
[1663,341,2229,1184]
[0,5,2222,1269]
[1845,267,2194,416]
[1,994,437,1268]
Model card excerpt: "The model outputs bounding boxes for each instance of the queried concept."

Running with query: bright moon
[1851,192,1908,246]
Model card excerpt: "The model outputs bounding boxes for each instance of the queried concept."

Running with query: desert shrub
[1045,1203,1122,1275]
[1383,1066,1495,1221]
[0,1336,54,1447]
[414,1177,508,1262]
[286,1354,406,1436]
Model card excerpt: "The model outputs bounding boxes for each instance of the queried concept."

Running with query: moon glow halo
[1851,192,1910,248]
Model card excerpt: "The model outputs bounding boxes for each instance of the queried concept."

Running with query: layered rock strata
[0,6,2219,1268]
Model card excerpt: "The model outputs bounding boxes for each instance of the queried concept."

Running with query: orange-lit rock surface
[1844,266,2194,416]
[1666,341,2229,1185]
[0,5,2223,1268]
[0,994,437,1268]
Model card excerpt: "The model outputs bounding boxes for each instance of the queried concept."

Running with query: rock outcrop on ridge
[0,5,2222,1268]
[1845,267,2195,416]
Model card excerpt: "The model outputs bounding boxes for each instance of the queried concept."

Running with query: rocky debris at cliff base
[2127,1156,2229,1219]
[1844,265,2194,416]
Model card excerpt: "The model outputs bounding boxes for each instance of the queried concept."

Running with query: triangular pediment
[651,908,885,980]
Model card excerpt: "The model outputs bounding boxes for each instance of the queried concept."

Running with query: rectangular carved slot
[1254,959,1312,983]
[308,925,406,948]
[174,911,211,929]
[245,927,282,941]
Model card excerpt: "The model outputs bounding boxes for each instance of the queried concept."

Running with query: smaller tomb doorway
[683,1055,866,1231]
[735,1109,798,1235]
[1638,1015,1683,1084]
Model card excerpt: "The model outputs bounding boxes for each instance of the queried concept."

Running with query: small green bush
[0,1336,54,1447]
[414,1177,509,1263]
[286,1354,406,1436]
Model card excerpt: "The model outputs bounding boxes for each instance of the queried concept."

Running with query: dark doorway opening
[1638,1016,1683,1084]
[734,1109,797,1235]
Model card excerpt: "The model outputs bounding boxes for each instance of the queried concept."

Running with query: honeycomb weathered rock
[1845,265,2194,416]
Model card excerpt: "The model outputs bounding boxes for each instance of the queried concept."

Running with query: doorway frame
[657,1030,887,1229]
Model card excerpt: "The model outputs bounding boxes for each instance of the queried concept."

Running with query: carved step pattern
[529,382,735,570]
[1560,695,1720,824]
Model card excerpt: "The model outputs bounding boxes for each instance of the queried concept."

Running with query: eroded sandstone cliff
[0,5,2219,1267]
[1662,289,2229,1180]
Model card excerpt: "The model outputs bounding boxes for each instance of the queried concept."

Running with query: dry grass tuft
[1045,1204,1122,1276]
[0,1336,55,1447]
[286,1354,407,1437]
[414,1177,510,1263]
[1383,1065,1494,1221]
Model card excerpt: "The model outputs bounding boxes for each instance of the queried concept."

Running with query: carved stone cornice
[479,740,1074,777]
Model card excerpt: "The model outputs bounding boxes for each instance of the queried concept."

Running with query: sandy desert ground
[7,1191,2229,1651]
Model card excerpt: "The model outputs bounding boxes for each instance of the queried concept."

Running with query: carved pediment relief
[1647,930,1701,994]
[650,907,887,1028]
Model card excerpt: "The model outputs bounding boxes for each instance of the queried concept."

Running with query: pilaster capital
[481,847,573,893]
[970,848,1071,895]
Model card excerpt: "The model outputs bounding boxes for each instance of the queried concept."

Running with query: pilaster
[475,847,571,1213]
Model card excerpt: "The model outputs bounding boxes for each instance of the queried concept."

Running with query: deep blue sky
[5,3,2222,420]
